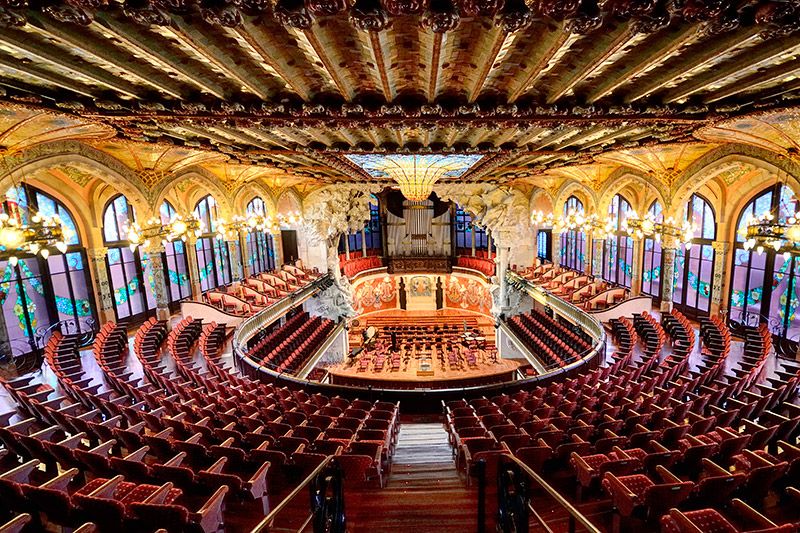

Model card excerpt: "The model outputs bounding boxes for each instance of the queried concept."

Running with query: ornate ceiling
[2,2,800,200]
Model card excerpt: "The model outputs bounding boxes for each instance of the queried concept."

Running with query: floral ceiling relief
[0,108,114,154]
[696,109,800,160]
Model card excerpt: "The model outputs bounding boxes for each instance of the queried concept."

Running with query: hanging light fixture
[738,176,800,258]
[531,209,615,239]
[624,211,695,248]
[127,213,204,250]
[0,158,70,266]
[740,211,800,257]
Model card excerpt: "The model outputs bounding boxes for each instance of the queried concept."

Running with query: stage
[328,310,525,390]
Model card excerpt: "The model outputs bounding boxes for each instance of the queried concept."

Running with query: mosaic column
[0,299,11,360]
[344,234,350,261]
[551,230,562,265]
[184,237,203,300]
[239,231,251,279]
[471,226,476,257]
[660,238,678,313]
[591,239,604,277]
[87,247,116,323]
[630,238,643,297]
[227,239,242,282]
[495,230,513,313]
[144,244,171,321]
[711,240,731,318]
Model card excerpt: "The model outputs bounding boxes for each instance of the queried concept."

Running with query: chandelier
[623,211,695,248]
[531,209,615,239]
[740,211,800,256]
[345,154,482,201]
[0,211,68,266]
[127,214,204,251]
[216,211,299,241]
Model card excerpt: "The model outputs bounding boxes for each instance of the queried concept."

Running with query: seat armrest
[163,452,187,467]
[59,432,87,449]
[89,439,117,455]
[141,482,176,505]
[87,475,124,497]
[40,467,80,491]
[0,460,40,482]
[192,485,229,533]
[124,446,150,462]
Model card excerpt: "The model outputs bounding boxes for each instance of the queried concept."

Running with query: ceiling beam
[367,31,394,102]
[702,57,800,103]
[546,24,637,104]
[583,26,699,104]
[663,37,800,103]
[0,55,97,98]
[92,15,228,100]
[468,28,508,104]
[0,28,142,98]
[163,19,275,100]
[27,14,186,100]
[302,29,353,101]
[232,22,312,101]
[427,32,445,102]
[507,25,576,103]
[623,29,763,103]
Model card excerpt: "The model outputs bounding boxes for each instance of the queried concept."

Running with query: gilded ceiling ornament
[137,169,168,189]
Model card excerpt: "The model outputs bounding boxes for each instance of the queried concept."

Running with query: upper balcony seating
[340,255,384,278]
[454,254,495,276]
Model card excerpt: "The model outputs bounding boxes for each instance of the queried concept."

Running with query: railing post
[476,458,486,533]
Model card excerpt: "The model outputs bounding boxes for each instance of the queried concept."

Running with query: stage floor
[328,309,523,389]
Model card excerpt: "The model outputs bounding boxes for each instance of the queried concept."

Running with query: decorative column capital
[86,247,109,260]
[712,240,731,253]
[661,235,681,250]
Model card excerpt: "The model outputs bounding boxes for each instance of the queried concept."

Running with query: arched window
[642,201,664,299]
[673,193,716,317]
[560,196,586,271]
[344,194,382,256]
[601,194,634,287]
[160,201,192,303]
[730,184,800,343]
[103,194,160,321]
[454,205,491,256]
[193,195,231,291]
[245,197,276,275]
[0,185,96,357]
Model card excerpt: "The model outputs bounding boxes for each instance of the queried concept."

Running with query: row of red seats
[341,256,384,278]
[455,255,495,276]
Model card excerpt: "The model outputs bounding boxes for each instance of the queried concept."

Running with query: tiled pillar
[227,239,242,281]
[239,231,251,278]
[711,240,731,317]
[551,231,562,265]
[660,244,678,313]
[273,230,284,268]
[145,245,171,321]
[184,237,203,300]
[630,238,643,297]
[87,247,116,323]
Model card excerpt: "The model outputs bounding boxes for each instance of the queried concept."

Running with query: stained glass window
[159,200,191,303]
[642,201,663,299]
[672,194,715,316]
[194,195,231,291]
[0,186,96,358]
[103,194,160,321]
[730,184,800,343]
[246,197,276,275]
[560,196,586,272]
[602,194,633,287]
[537,230,552,262]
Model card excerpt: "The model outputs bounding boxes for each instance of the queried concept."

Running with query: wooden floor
[346,423,481,532]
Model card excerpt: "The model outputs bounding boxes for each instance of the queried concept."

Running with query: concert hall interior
[1,3,800,532]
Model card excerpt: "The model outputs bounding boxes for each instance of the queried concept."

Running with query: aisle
[346,422,479,532]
